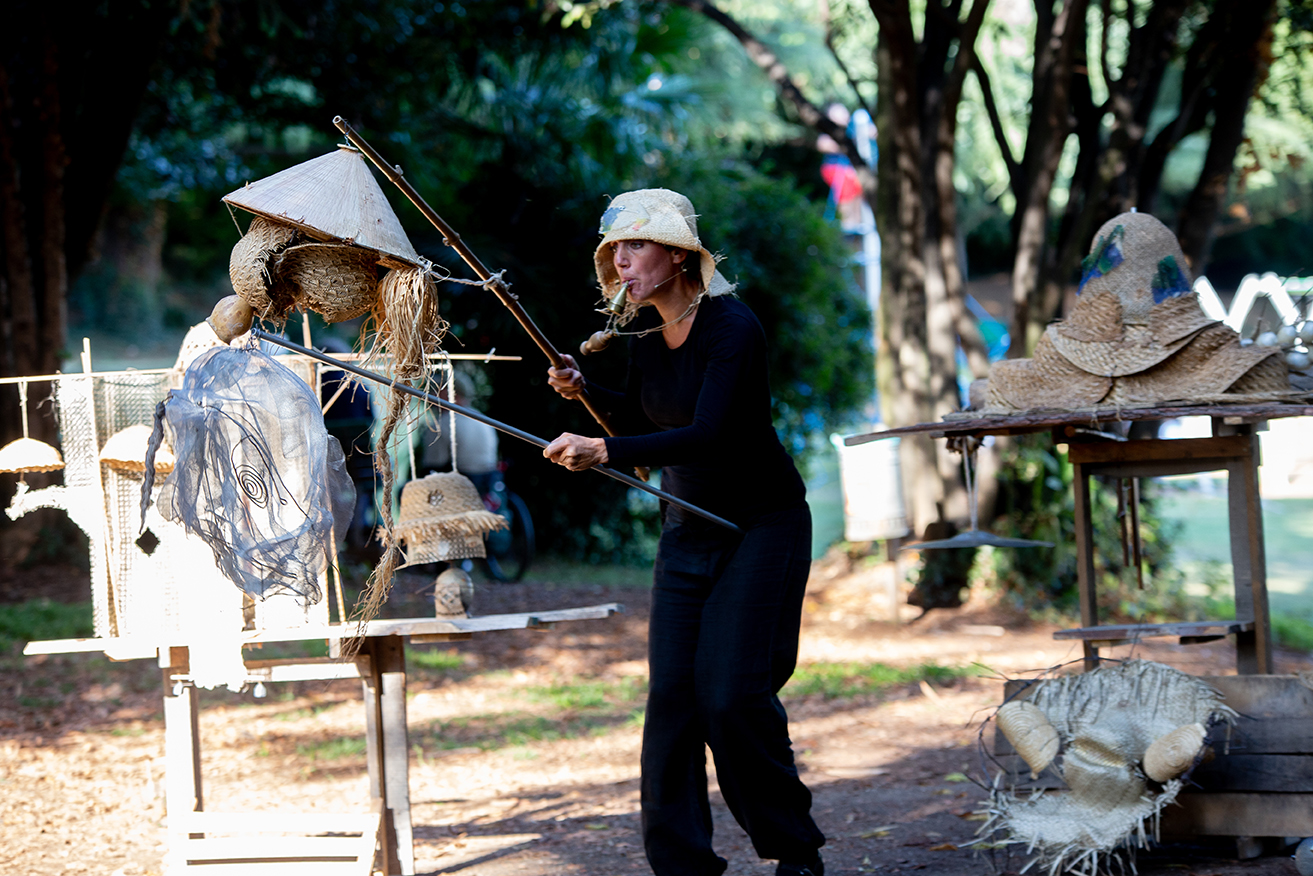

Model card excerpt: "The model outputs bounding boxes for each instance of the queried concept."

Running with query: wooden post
[1071,462,1099,670]
[161,646,203,825]
[1227,433,1272,674]
[360,636,413,875]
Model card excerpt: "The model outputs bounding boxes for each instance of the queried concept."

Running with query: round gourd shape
[997,700,1060,778]
[207,295,255,343]
[1142,722,1206,782]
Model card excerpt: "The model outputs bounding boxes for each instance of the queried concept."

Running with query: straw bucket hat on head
[593,188,734,299]
[394,472,507,565]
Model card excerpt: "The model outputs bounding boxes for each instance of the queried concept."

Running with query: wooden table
[28,603,624,875]
[845,403,1313,845]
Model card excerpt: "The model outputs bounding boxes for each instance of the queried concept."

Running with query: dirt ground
[2,554,1309,876]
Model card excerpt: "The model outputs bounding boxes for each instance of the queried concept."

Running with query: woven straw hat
[223,145,420,267]
[229,216,301,321]
[593,189,734,299]
[0,437,64,473]
[984,332,1112,412]
[1103,323,1288,406]
[100,424,175,474]
[1080,211,1194,326]
[275,242,379,323]
[395,472,507,565]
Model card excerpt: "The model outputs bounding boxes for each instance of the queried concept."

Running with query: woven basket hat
[274,242,379,323]
[394,472,507,565]
[229,216,301,321]
[593,189,734,299]
[984,331,1112,412]
[0,437,64,473]
[100,424,175,474]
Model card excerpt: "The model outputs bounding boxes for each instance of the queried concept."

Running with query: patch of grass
[1273,613,1313,652]
[0,600,93,652]
[18,695,61,709]
[295,736,367,761]
[407,648,466,672]
[523,677,646,711]
[783,662,980,700]
[417,708,636,753]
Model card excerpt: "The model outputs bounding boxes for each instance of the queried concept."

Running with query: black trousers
[642,505,825,875]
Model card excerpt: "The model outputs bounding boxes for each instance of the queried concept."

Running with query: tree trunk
[1177,0,1278,271]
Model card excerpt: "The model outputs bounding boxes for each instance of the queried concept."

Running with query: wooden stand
[37,603,624,875]
[845,405,1313,847]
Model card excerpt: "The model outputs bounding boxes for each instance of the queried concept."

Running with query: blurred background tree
[2,0,1310,580]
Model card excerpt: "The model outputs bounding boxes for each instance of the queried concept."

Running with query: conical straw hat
[0,437,64,473]
[223,146,420,266]
[100,424,175,473]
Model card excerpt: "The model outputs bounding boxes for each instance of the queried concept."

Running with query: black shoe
[776,854,824,876]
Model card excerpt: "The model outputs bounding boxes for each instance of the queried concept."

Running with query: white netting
[144,345,353,603]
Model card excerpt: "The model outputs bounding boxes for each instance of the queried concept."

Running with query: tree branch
[971,55,1021,195]
[671,0,867,170]
[821,0,875,119]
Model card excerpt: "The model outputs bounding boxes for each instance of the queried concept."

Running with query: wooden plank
[1190,753,1313,792]
[172,812,379,834]
[409,633,473,643]
[378,636,413,875]
[176,836,369,860]
[24,604,625,654]
[1053,620,1251,641]
[841,404,1313,444]
[1072,463,1099,669]
[1067,436,1252,465]
[168,862,368,875]
[359,643,393,876]
[1161,792,1313,837]
[163,669,203,826]
[243,660,363,682]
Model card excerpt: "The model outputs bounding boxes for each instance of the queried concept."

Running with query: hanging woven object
[394,472,506,565]
[100,424,175,474]
[228,215,300,322]
[0,380,64,475]
[275,242,379,323]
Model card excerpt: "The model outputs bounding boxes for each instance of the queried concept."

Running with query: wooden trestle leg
[360,635,414,875]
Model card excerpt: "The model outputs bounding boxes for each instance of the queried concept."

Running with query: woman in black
[544,189,825,876]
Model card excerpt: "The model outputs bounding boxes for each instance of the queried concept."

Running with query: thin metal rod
[330,116,650,480]
[252,329,741,534]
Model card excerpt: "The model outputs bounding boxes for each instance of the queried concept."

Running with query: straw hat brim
[0,437,64,473]
[223,146,420,267]
[100,424,174,473]
[1101,324,1289,407]
[984,333,1112,412]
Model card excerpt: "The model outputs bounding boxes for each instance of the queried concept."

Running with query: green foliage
[523,677,646,710]
[782,661,979,700]
[0,600,93,654]
[985,435,1185,619]
[407,647,467,672]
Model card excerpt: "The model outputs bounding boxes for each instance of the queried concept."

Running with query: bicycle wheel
[484,491,535,582]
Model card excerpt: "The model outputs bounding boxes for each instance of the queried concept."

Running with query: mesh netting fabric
[143,345,354,603]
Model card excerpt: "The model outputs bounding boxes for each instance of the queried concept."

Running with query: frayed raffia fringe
[397,511,508,542]
[345,265,449,655]
[974,660,1237,876]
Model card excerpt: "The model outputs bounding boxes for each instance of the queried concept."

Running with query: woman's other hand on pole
[547,354,585,399]
[544,433,608,471]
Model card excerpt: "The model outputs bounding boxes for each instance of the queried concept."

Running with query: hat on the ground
[593,189,734,299]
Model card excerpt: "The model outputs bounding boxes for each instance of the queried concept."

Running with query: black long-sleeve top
[594,296,806,526]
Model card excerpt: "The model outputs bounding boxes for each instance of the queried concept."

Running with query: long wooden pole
[330,116,649,479]
[252,329,740,533]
